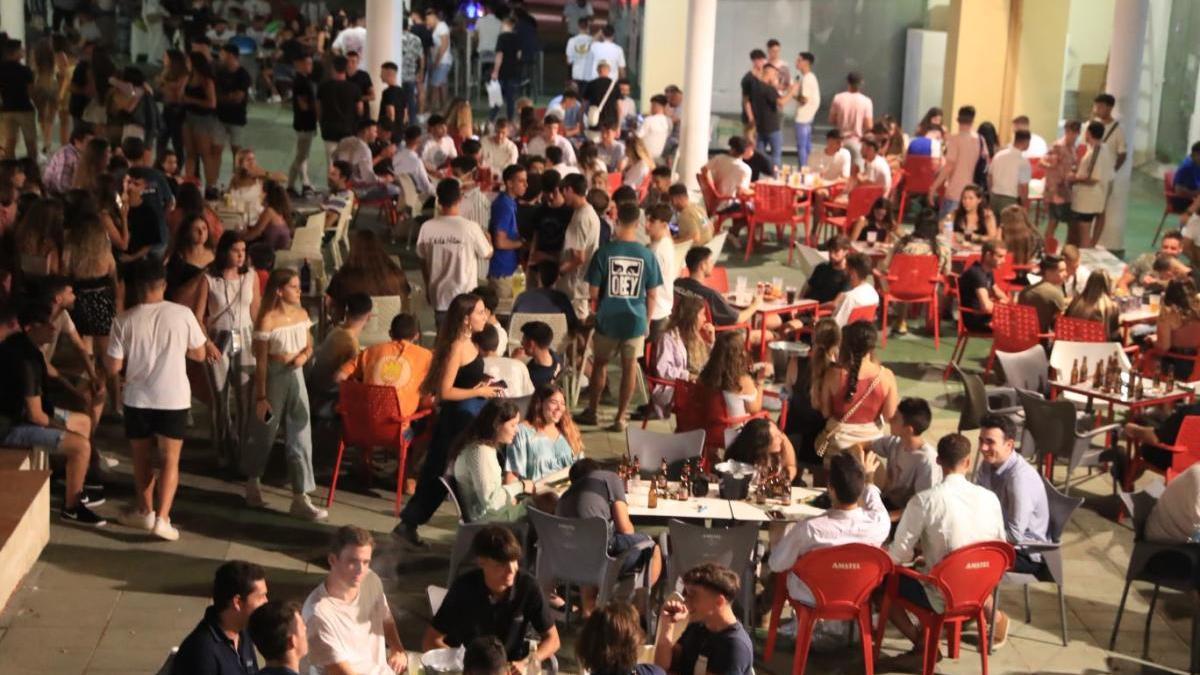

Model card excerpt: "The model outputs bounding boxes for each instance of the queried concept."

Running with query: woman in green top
[453,399,543,522]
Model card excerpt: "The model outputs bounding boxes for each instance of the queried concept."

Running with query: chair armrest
[645,375,676,390]
[893,565,930,584]
[610,536,656,572]
[1077,422,1122,441]
[990,404,1023,415]
[1014,541,1060,553]
[985,385,1018,405]
[407,408,434,422]
[1141,440,1189,455]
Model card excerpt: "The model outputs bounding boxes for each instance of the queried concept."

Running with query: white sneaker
[290,494,328,521]
[99,451,119,469]
[117,508,155,531]
[152,516,180,541]
[245,479,265,508]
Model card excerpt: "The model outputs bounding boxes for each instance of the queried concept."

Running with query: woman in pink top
[816,321,898,454]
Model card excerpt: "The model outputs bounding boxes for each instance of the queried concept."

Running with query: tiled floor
[0,103,1194,674]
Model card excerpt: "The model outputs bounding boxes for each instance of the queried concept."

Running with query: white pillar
[678,0,717,192]
[0,1,25,46]
[1099,0,1150,251]
[366,0,406,119]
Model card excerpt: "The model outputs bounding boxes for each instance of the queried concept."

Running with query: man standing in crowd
[488,165,528,303]
[346,51,375,122]
[556,173,601,322]
[930,105,985,219]
[566,18,593,91]
[1069,121,1116,248]
[563,0,594,35]
[988,130,1032,215]
[43,125,92,195]
[174,561,268,674]
[740,49,767,137]
[417,179,494,324]
[317,55,363,167]
[1088,92,1128,248]
[426,8,454,112]
[288,52,317,197]
[215,44,251,168]
[828,72,873,170]
[400,18,426,127]
[0,39,37,160]
[793,52,820,167]
[585,25,626,81]
[1012,115,1048,158]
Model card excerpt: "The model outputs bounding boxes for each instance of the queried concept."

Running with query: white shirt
[483,355,535,397]
[861,154,892,197]
[768,484,890,603]
[704,154,752,198]
[416,214,494,311]
[794,71,821,124]
[432,21,453,66]
[301,571,392,675]
[584,40,625,80]
[566,33,593,81]
[889,474,1007,573]
[553,162,580,176]
[475,14,502,53]
[334,136,375,184]
[1096,118,1127,158]
[525,135,577,166]
[833,281,879,327]
[392,147,434,196]
[555,203,602,308]
[637,113,671,161]
[1022,133,1048,159]
[649,236,675,321]
[332,25,367,57]
[458,186,493,240]
[480,135,520,170]
[1147,464,1200,543]
[988,145,1031,198]
[1070,142,1115,214]
[420,135,458,172]
[807,147,852,180]
[107,300,207,410]
[1063,264,1091,298]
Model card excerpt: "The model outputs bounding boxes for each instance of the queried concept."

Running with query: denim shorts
[429,63,451,86]
[610,532,654,574]
[3,424,66,449]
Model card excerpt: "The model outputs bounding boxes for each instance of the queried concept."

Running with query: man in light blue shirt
[975,414,1049,557]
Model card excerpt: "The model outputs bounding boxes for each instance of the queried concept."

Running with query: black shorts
[124,406,189,440]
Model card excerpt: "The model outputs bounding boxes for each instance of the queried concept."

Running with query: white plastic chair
[704,230,728,261]
[673,240,693,273]
[360,295,405,348]
[1048,340,1131,375]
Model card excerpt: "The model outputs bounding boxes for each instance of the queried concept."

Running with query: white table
[725,487,826,523]
[625,481,731,520]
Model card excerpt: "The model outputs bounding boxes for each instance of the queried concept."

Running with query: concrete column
[1099,0,1150,251]
[678,0,716,191]
[942,0,1010,129]
[0,0,25,46]
[366,0,405,118]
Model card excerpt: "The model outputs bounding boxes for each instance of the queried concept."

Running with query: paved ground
[0,102,1194,674]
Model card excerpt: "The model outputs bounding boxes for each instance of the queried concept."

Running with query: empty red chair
[819,184,885,242]
[847,303,878,325]
[765,544,894,675]
[746,183,810,263]
[328,381,433,516]
[992,302,1049,355]
[1054,315,1107,342]
[350,181,399,227]
[881,254,942,348]
[875,541,1015,675]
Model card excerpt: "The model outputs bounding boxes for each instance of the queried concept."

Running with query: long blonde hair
[1000,205,1038,264]
[445,97,474,137]
[664,294,709,373]
[808,318,841,403]
[64,214,115,278]
[1065,270,1116,324]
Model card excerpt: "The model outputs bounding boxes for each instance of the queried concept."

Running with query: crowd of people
[1,2,1198,674]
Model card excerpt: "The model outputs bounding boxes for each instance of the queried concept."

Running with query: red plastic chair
[992,302,1050,357]
[764,544,894,675]
[819,184,885,242]
[746,183,810,263]
[943,264,995,380]
[1138,347,1200,383]
[1129,415,1200,489]
[669,380,787,469]
[636,172,652,203]
[881,254,942,348]
[1054,315,1107,343]
[607,171,623,195]
[350,181,399,227]
[703,266,731,294]
[328,381,433,516]
[1153,170,1189,247]
[875,541,1016,675]
[697,171,746,234]
[994,259,1032,298]
[898,156,938,221]
[847,303,878,326]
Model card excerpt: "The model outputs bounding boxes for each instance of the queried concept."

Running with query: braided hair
[839,321,879,403]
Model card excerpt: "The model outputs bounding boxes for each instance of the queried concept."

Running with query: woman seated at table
[849,196,900,244]
[649,295,713,418]
[226,148,286,221]
[324,229,410,322]
[999,204,1042,268]
[167,181,223,244]
[697,330,772,420]
[947,184,997,243]
[886,209,949,274]
[165,212,215,322]
[724,417,798,482]
[452,398,555,523]
[816,320,898,454]
[242,180,293,251]
[504,385,583,483]
[1064,270,1121,341]
[1149,278,1200,380]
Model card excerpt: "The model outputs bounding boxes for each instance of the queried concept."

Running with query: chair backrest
[299,210,326,232]
[636,172,652,202]
[527,508,614,587]
[337,381,406,447]
[704,266,730,294]
[1118,487,1163,542]
[926,541,1015,615]
[1163,170,1176,198]
[1041,473,1083,543]
[1054,315,1106,343]
[396,173,425,212]
[673,241,694,273]
[951,362,987,432]
[1016,389,1078,459]
[751,183,798,221]
[845,185,886,223]
[992,303,1043,353]
[901,156,939,194]
[697,172,721,212]
[427,585,448,614]
[607,171,623,195]
[666,520,760,591]
[994,258,1026,296]
[508,312,570,354]
[847,304,878,325]
[704,231,728,260]
[886,254,939,299]
[1048,340,1130,376]
[360,295,405,348]
[792,543,894,612]
[626,428,705,476]
[439,475,468,522]
[995,344,1048,393]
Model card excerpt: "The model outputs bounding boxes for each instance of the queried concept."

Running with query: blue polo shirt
[488,191,520,278]
[1175,156,1200,192]
[585,239,663,340]
[172,605,259,675]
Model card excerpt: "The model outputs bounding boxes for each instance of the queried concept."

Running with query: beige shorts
[593,332,645,363]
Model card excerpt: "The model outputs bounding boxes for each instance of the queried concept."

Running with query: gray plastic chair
[995,345,1049,396]
[526,508,655,625]
[1109,487,1200,672]
[662,519,760,627]
[626,428,705,479]
[1016,390,1120,494]
[989,474,1083,651]
[950,362,1021,433]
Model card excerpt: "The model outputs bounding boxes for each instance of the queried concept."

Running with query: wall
[638,0,690,109]
[942,0,1011,124]
[1012,0,1070,142]
[1063,0,1115,93]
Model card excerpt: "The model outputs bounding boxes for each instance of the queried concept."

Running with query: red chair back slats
[336,381,406,446]
[749,183,799,223]
[847,304,878,325]
[846,185,886,223]
[991,303,1042,353]
[1054,315,1106,342]
[607,171,623,195]
[887,254,940,301]
[794,543,893,613]
[901,156,938,194]
[1164,170,1177,200]
[636,172,652,202]
[703,266,730,294]
[925,541,1015,616]
[697,172,721,214]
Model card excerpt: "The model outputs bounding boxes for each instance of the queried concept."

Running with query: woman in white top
[206,232,260,435]
[452,399,529,522]
[697,330,772,420]
[244,267,326,520]
[622,135,654,189]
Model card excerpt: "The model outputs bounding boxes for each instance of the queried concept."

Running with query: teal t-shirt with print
[586,240,663,340]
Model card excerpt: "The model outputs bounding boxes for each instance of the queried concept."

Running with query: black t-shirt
[431,569,552,662]
[748,77,781,133]
[279,38,307,64]
[0,61,35,112]
[674,277,739,326]
[317,79,361,141]
[803,262,849,304]
[349,70,373,107]
[127,202,164,254]
[411,23,434,53]
[69,59,90,117]
[496,32,522,80]
[214,66,252,126]
[958,262,994,331]
[527,351,562,390]
[292,73,317,131]
[746,150,774,180]
[739,71,756,123]
[180,6,213,41]
[584,77,619,129]
[674,622,754,675]
[531,204,573,254]
[380,84,405,133]
[0,332,48,426]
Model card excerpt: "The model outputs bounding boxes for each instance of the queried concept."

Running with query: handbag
[813,371,883,458]
[586,77,617,129]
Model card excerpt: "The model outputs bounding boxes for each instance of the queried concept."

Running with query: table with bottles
[725,277,819,360]
[1050,352,1194,415]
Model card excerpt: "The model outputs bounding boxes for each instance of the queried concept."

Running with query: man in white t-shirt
[425,9,454,111]
[524,115,577,166]
[1068,121,1116,248]
[793,51,821,167]
[555,173,601,320]
[702,136,753,207]
[565,18,593,87]
[107,260,218,542]
[988,131,1032,216]
[480,119,520,170]
[303,526,408,675]
[474,5,502,69]
[416,179,494,319]
[420,114,459,174]
[930,105,985,220]
[1088,92,1128,248]
[807,129,851,181]
[827,71,873,169]
[584,25,626,81]
[832,253,879,327]
[1012,115,1047,158]
[851,138,892,198]
[646,204,676,340]
[637,94,672,162]
[331,15,367,56]
[475,324,534,397]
